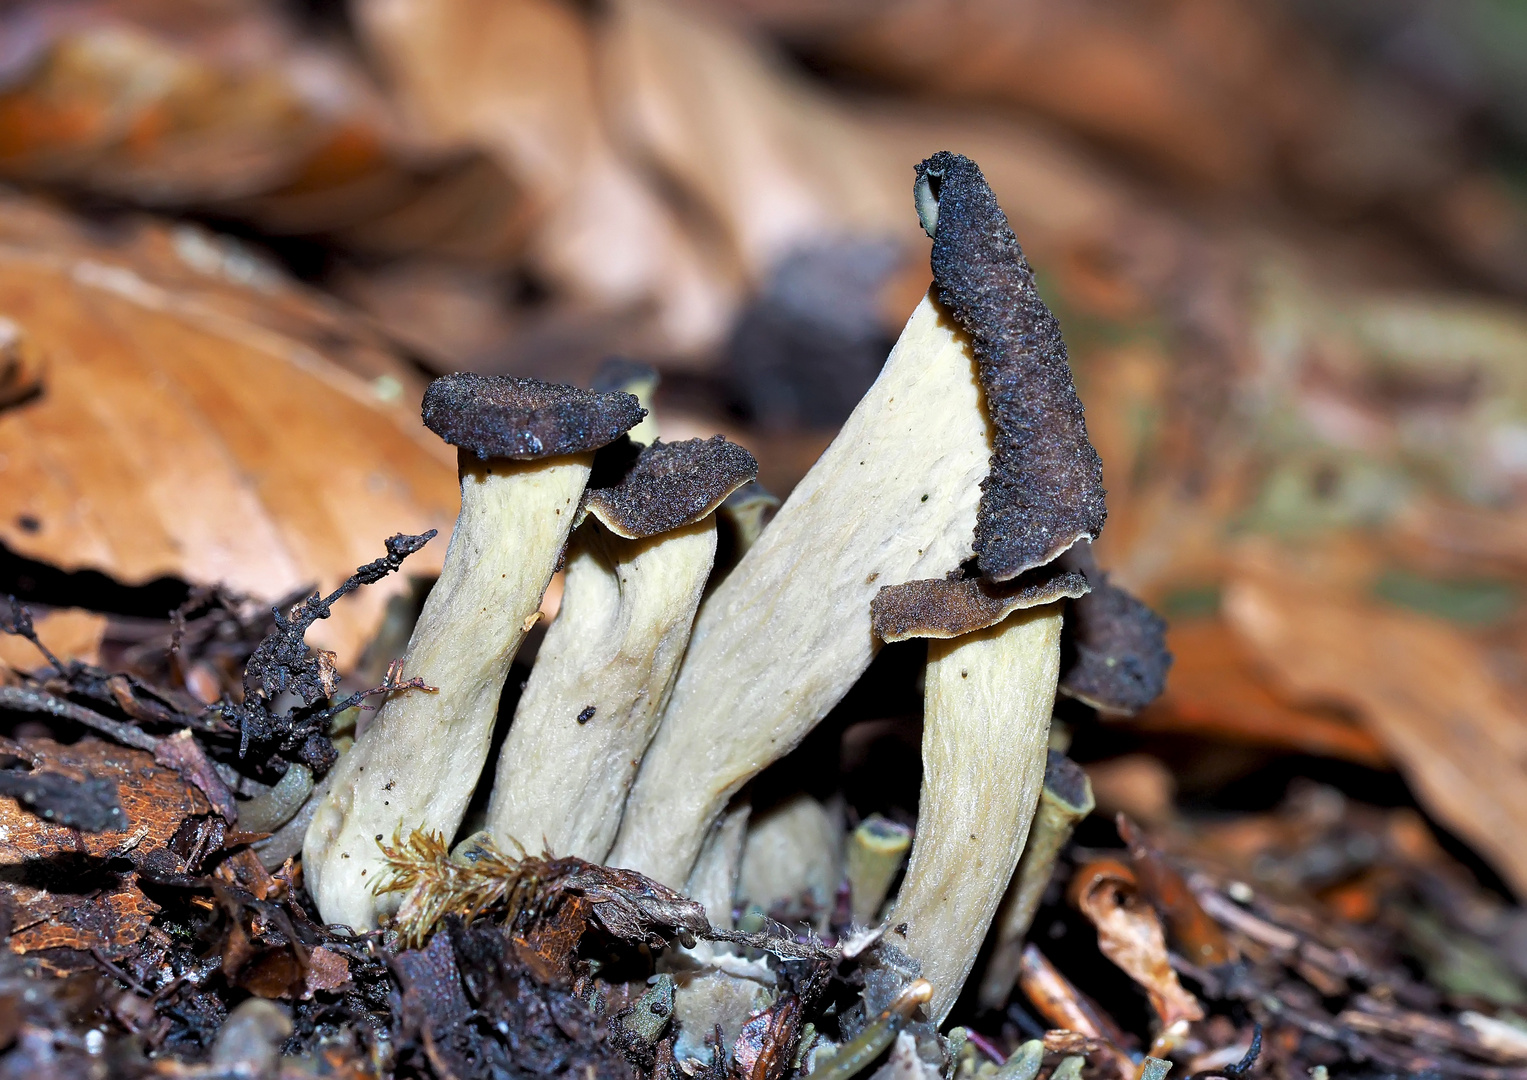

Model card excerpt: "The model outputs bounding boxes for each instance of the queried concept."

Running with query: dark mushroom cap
[1058,571,1172,715]
[1041,750,1093,813]
[871,567,1089,643]
[916,150,1107,581]
[584,436,759,539]
[422,373,645,461]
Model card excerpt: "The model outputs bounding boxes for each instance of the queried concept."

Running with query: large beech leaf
[0,192,457,663]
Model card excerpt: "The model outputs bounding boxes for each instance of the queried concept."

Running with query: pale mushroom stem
[304,454,589,929]
[483,516,718,861]
[608,291,990,886]
[885,602,1063,1023]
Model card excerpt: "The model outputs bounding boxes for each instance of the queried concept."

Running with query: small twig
[0,684,158,752]
[90,946,151,997]
[0,595,66,674]
[307,658,436,728]
[1190,1024,1262,1080]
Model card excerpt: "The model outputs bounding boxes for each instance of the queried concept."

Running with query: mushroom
[977,752,1095,1011]
[846,814,913,926]
[481,430,756,861]
[735,794,843,932]
[1055,544,1172,716]
[609,150,1106,889]
[872,571,1088,1022]
[607,293,990,885]
[303,374,643,929]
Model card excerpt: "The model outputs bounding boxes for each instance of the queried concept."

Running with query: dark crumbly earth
[0,534,1523,1080]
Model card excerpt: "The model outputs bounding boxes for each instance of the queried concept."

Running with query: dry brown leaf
[1135,618,1389,767]
[0,608,105,672]
[303,945,352,998]
[0,192,457,665]
[0,736,210,961]
[1068,858,1204,1028]
[1226,547,1527,897]
[353,0,735,353]
[0,1,527,260]
[601,0,905,276]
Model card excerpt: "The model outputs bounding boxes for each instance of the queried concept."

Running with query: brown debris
[0,736,209,962]
[1116,815,1235,968]
[422,373,646,460]
[919,151,1107,581]
[392,917,631,1080]
[583,436,760,539]
[871,567,1088,642]
[1017,944,1135,1080]
[154,729,238,822]
[732,994,803,1080]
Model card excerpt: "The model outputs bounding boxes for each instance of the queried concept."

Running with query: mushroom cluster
[303,150,1168,1021]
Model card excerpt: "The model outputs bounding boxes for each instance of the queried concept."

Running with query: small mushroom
[875,572,1088,1023]
[977,752,1094,1010]
[303,374,642,929]
[482,431,755,861]
[1056,544,1172,716]
[610,150,1105,889]
[846,815,913,926]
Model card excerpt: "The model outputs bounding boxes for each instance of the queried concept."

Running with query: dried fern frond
[373,829,564,948]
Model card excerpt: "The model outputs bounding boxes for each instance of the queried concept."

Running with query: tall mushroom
[482,431,756,862]
[609,150,1106,889]
[872,573,1087,1022]
[304,374,643,929]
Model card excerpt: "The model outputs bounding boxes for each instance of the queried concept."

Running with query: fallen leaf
[304,946,352,998]
[0,1,527,261]
[1134,617,1389,767]
[1068,858,1204,1028]
[353,0,734,353]
[1226,545,1527,897]
[0,191,457,666]
[0,736,209,961]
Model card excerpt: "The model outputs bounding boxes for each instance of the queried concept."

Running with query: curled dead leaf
[1068,858,1204,1028]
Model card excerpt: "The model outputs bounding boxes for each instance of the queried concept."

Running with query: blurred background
[2,0,1527,975]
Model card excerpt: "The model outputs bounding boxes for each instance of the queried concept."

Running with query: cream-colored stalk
[885,602,1064,1023]
[609,291,990,885]
[845,815,912,926]
[977,755,1094,1010]
[483,513,717,861]
[736,794,843,931]
[304,453,588,929]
